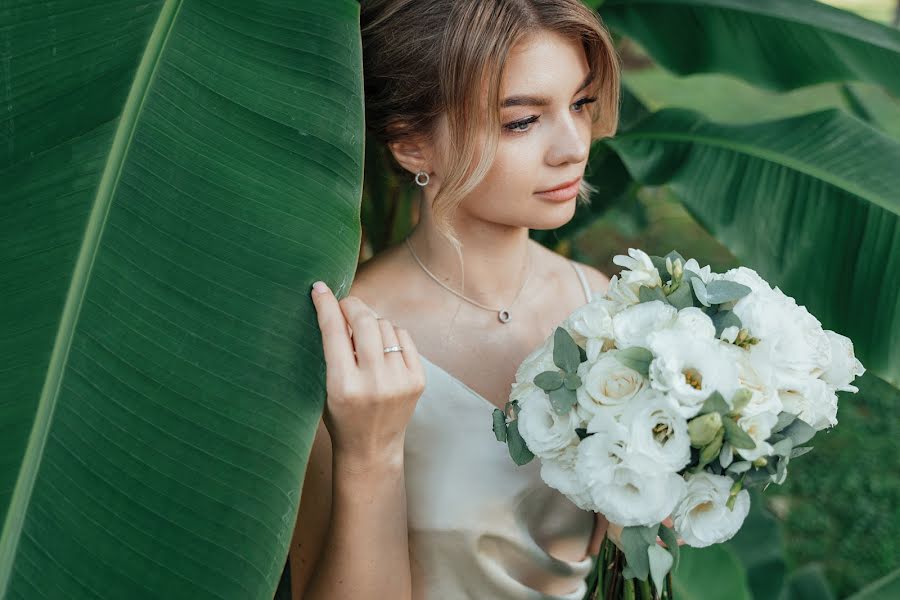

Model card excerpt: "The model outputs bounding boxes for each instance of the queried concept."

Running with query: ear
[387,137,433,177]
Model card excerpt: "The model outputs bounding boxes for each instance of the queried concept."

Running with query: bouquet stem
[586,537,673,600]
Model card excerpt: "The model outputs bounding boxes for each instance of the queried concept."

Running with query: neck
[406,199,533,308]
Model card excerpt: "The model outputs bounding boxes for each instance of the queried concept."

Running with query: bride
[291,0,620,598]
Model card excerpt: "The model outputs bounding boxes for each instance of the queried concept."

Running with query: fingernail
[312,281,329,295]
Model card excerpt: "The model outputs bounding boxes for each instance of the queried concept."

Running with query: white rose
[820,330,865,393]
[732,290,831,389]
[647,331,742,419]
[670,307,717,339]
[576,354,647,418]
[779,377,839,431]
[575,425,685,526]
[621,389,691,473]
[612,300,678,350]
[510,336,556,401]
[540,445,597,511]
[733,411,778,461]
[673,472,750,547]
[516,388,583,460]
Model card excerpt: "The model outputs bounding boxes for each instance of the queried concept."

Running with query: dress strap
[569,260,593,303]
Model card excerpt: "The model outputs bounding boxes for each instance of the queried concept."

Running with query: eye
[504,116,539,134]
[572,96,598,112]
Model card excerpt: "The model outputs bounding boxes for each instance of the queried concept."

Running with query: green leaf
[844,567,900,600]
[782,419,816,446]
[621,525,656,581]
[711,310,743,339]
[648,544,674,594]
[772,412,799,433]
[613,346,653,377]
[700,390,730,415]
[723,416,757,450]
[563,372,582,391]
[598,0,900,96]
[657,524,680,571]
[0,1,364,597]
[691,277,711,307]
[705,280,752,305]
[673,545,753,600]
[666,280,695,309]
[548,386,577,415]
[552,326,582,373]
[779,563,836,600]
[650,255,671,283]
[492,409,508,443]
[534,370,564,391]
[639,285,669,304]
[506,420,535,466]
[790,446,813,459]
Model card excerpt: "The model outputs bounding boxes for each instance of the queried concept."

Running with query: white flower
[646,331,742,419]
[613,248,664,289]
[733,350,782,418]
[574,424,685,526]
[576,354,647,418]
[820,330,865,393]
[733,411,778,461]
[562,298,621,362]
[510,336,556,401]
[612,300,678,350]
[720,266,775,297]
[540,445,597,512]
[669,307,717,339]
[779,377,839,431]
[673,472,750,547]
[606,273,640,306]
[516,388,583,460]
[682,258,715,284]
[621,389,691,473]
[732,289,832,389]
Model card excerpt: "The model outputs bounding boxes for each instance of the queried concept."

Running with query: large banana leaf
[597,0,900,96]
[0,1,363,597]
[604,107,900,388]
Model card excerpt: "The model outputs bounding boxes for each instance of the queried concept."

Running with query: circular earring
[415,170,430,187]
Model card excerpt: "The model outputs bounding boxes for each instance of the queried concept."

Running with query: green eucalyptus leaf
[614,346,653,377]
[552,326,581,373]
[711,310,743,340]
[639,285,669,304]
[782,418,816,446]
[492,408,508,443]
[790,446,814,459]
[548,387,577,415]
[772,437,793,458]
[723,416,757,450]
[577,344,587,363]
[534,370,564,391]
[621,526,655,581]
[705,280,752,304]
[563,372,582,391]
[650,255,670,283]
[772,411,799,433]
[506,419,534,466]
[666,280,695,309]
[664,250,687,266]
[657,524,680,571]
[700,390,730,415]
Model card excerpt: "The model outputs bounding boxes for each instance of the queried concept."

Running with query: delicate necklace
[404,235,532,324]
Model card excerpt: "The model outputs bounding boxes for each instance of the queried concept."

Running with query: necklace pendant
[498,309,511,323]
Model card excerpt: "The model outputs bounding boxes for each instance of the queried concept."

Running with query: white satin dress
[402,261,599,599]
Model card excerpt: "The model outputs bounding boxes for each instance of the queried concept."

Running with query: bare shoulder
[571,259,611,296]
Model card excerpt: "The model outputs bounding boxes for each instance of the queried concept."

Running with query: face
[433,29,596,230]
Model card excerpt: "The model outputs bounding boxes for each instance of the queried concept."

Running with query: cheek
[477,143,542,197]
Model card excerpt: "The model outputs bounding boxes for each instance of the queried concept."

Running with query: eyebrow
[500,72,595,108]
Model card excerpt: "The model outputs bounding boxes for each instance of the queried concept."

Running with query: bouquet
[490,249,865,599]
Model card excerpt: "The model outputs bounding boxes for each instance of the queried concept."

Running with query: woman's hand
[310,280,427,468]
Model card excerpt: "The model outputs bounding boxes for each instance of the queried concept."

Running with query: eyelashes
[503,96,599,134]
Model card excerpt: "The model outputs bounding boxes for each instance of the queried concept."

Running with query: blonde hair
[361,0,621,256]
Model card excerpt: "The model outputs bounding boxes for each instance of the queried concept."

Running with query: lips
[537,176,582,193]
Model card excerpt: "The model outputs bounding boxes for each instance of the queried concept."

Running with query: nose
[546,113,589,167]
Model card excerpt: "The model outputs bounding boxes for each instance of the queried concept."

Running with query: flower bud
[688,412,723,447]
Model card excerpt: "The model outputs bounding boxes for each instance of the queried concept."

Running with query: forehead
[500,29,590,95]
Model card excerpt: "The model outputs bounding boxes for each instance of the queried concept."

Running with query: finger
[340,296,384,369]
[310,281,356,374]
[394,326,423,375]
[378,318,402,364]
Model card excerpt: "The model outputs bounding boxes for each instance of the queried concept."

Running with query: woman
[291,1,621,598]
